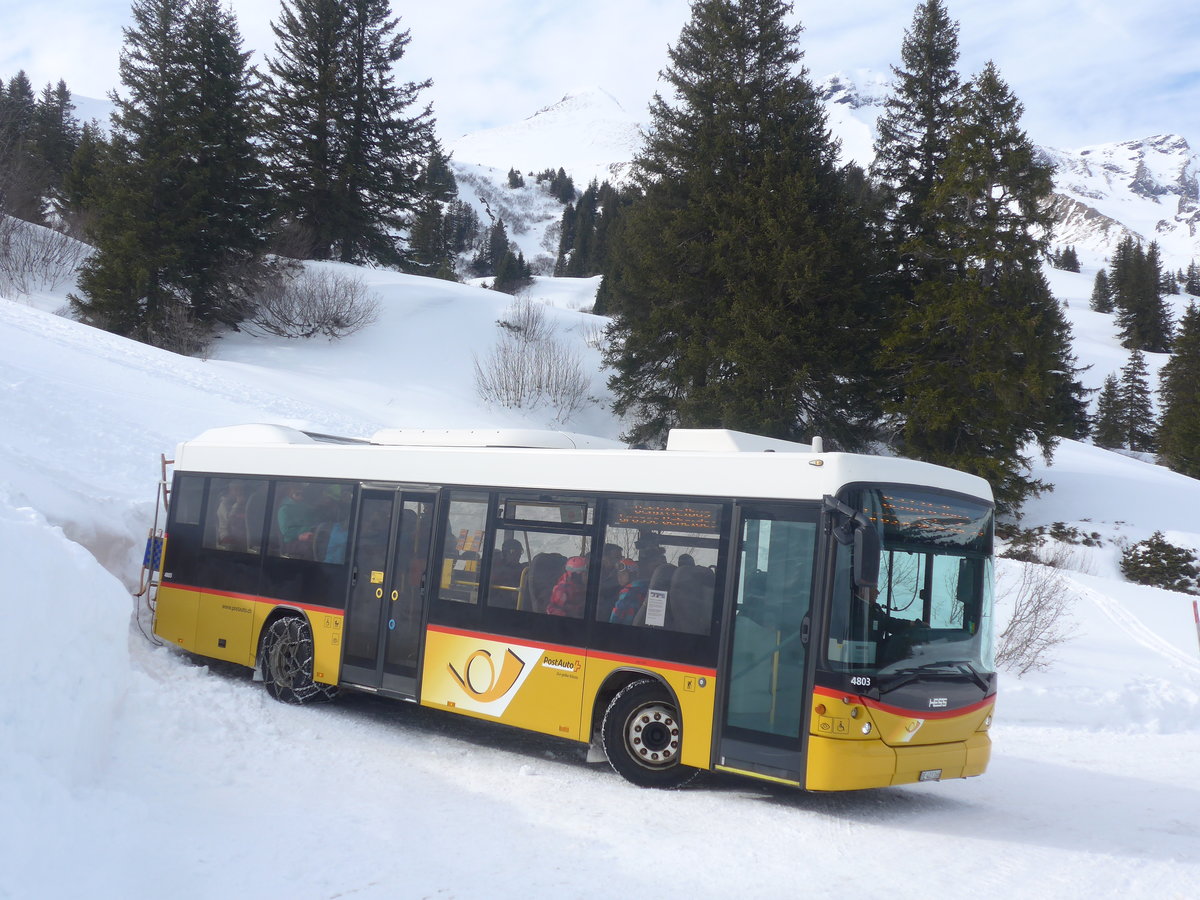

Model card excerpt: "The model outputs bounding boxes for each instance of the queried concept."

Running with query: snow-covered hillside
[4,252,1200,896]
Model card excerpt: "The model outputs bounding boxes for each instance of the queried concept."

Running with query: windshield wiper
[876,660,988,695]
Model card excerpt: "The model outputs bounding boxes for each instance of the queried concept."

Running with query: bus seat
[522,552,566,614]
[669,564,715,635]
[313,521,332,562]
[244,490,267,554]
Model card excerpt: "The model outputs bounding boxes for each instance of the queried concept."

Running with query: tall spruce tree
[0,71,45,222]
[1092,374,1124,450]
[1111,236,1172,352]
[72,0,268,341]
[871,0,961,287]
[1121,348,1156,452]
[880,62,1085,511]
[407,139,460,279]
[1090,268,1114,312]
[1158,303,1200,476]
[264,0,432,266]
[601,0,883,447]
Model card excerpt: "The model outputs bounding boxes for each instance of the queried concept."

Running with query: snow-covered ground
[3,262,1200,898]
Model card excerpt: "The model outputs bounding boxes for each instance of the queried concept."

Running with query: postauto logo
[447,647,527,703]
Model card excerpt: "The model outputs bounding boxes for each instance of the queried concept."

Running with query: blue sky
[1,0,1196,149]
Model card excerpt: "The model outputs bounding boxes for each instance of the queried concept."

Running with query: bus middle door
[715,504,819,786]
[341,487,437,698]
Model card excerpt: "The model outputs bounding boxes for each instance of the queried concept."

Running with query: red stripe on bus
[814,684,995,720]
[426,623,718,678]
[162,583,343,618]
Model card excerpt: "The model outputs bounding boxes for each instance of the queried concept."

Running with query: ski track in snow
[1070,577,1200,675]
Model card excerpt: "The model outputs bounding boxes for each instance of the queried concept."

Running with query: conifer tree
[1090,268,1114,313]
[1091,374,1124,450]
[1054,245,1080,272]
[72,0,268,341]
[265,0,433,265]
[1121,348,1156,452]
[1111,236,1172,352]
[407,140,460,279]
[60,120,108,237]
[1185,261,1200,295]
[602,0,883,447]
[880,62,1085,510]
[1157,303,1200,476]
[0,70,45,222]
[872,0,961,286]
[33,80,80,201]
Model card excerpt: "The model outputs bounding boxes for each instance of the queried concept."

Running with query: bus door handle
[351,565,358,586]
[800,614,810,645]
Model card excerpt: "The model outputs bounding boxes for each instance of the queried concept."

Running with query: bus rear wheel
[601,679,697,789]
[261,616,336,704]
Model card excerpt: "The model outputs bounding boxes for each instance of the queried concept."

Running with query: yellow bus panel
[421,627,587,740]
[194,592,255,665]
[154,585,199,650]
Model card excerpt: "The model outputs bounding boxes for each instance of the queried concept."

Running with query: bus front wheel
[261,616,336,704]
[601,679,697,789]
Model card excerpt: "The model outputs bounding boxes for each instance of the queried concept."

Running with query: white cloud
[0,0,1196,149]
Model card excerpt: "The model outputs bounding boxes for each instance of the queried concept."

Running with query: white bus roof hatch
[665,429,817,453]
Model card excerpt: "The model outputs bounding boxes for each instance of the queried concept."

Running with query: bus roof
[173,425,993,505]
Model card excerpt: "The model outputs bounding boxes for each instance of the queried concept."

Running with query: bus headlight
[861,722,872,735]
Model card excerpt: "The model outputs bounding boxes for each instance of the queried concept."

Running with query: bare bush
[146,300,213,357]
[474,297,590,422]
[580,317,608,350]
[247,268,379,339]
[0,216,92,296]
[995,561,1075,676]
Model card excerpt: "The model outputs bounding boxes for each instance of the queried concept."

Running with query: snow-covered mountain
[1044,134,1200,265]
[447,87,641,187]
[446,77,1200,273]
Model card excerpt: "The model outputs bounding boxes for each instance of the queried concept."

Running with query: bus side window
[438,493,489,604]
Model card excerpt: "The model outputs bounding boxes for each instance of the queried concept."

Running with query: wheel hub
[626,702,681,768]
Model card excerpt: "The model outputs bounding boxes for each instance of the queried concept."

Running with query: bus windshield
[825,486,995,678]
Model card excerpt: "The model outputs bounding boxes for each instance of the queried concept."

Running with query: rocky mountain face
[1042,135,1200,266]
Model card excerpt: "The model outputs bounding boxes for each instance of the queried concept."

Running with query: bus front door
[340,488,437,697]
[715,506,819,786]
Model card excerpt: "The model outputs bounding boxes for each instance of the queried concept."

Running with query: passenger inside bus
[608,559,647,625]
[547,555,588,617]
[278,483,322,557]
[216,481,249,551]
[598,542,623,609]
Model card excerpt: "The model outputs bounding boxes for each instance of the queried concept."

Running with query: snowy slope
[4,253,1200,896]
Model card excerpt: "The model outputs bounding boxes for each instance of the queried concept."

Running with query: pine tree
[1121,348,1156,452]
[1055,245,1080,272]
[1185,261,1200,295]
[60,120,108,237]
[33,80,80,204]
[1090,268,1114,312]
[265,0,433,265]
[0,70,45,222]
[602,0,884,447]
[880,62,1085,511]
[1092,374,1124,450]
[407,140,460,279]
[1112,236,1172,352]
[871,0,961,286]
[72,0,269,341]
[1120,532,1200,594]
[1157,303,1200,476]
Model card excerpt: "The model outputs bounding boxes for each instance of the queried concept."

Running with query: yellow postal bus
[146,425,996,790]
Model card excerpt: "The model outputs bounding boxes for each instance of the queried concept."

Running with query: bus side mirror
[854,525,880,590]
